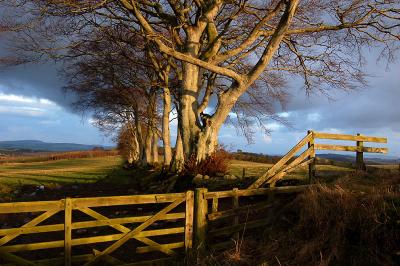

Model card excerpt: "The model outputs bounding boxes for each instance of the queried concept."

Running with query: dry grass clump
[263,172,400,266]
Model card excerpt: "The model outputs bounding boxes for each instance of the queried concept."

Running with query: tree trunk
[179,61,201,159]
[162,87,172,166]
[152,131,159,163]
[171,130,184,172]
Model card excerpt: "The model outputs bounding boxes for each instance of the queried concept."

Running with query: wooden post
[64,197,72,266]
[356,133,364,171]
[242,168,246,179]
[308,130,316,183]
[185,190,194,251]
[194,188,208,251]
[212,197,218,213]
[232,188,239,241]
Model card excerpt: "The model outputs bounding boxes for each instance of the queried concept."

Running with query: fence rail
[249,131,388,189]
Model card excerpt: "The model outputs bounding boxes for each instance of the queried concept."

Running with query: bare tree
[1,0,399,167]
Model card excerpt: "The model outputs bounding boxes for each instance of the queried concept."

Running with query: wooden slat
[205,185,310,199]
[72,193,185,208]
[267,147,313,186]
[0,209,59,246]
[248,132,313,189]
[77,206,177,255]
[85,197,185,265]
[212,198,218,213]
[72,213,185,230]
[136,242,184,254]
[232,188,239,240]
[184,191,194,251]
[207,201,272,221]
[314,144,388,154]
[0,224,64,236]
[0,251,37,266]
[64,198,73,266]
[0,200,63,214]
[314,132,387,143]
[122,257,174,266]
[209,218,269,237]
[0,228,185,252]
[267,158,315,186]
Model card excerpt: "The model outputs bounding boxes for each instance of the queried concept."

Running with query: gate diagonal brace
[77,207,176,256]
[82,197,185,265]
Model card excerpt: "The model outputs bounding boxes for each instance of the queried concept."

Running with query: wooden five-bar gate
[0,192,194,265]
[0,131,389,265]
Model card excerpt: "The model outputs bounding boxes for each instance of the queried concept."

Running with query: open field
[0,156,122,186]
[0,156,398,188]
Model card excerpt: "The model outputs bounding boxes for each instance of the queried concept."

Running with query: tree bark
[152,131,159,163]
[162,87,172,166]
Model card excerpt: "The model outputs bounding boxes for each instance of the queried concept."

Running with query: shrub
[183,148,231,177]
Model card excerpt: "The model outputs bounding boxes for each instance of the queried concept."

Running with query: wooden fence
[194,186,308,251]
[249,131,388,189]
[0,192,194,266]
[0,186,308,265]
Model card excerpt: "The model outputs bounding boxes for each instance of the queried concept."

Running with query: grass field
[0,156,122,186]
[0,156,397,188]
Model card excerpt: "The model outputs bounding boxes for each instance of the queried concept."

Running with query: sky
[0,47,399,157]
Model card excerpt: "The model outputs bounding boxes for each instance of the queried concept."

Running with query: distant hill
[0,140,113,153]
[317,153,399,165]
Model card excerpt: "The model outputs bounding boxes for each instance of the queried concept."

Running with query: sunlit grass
[0,156,123,186]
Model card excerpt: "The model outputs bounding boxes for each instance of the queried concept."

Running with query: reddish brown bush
[183,148,231,177]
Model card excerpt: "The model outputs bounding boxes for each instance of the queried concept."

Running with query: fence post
[232,188,239,241]
[184,190,194,251]
[308,130,316,183]
[194,188,208,251]
[64,197,72,266]
[356,133,365,171]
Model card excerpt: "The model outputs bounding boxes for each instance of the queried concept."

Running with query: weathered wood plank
[72,193,185,208]
[209,218,270,237]
[212,198,218,213]
[232,188,239,240]
[0,228,185,252]
[122,257,174,266]
[248,132,313,189]
[72,213,185,230]
[0,251,37,266]
[0,224,64,236]
[85,197,185,265]
[313,132,387,143]
[314,144,388,153]
[207,201,272,221]
[136,242,184,254]
[77,206,177,255]
[205,185,310,199]
[184,190,194,251]
[0,200,63,214]
[64,197,73,266]
[194,188,208,250]
[268,147,313,186]
[0,209,59,246]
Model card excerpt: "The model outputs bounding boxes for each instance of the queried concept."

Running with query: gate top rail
[205,185,309,200]
[313,132,387,143]
[0,193,186,214]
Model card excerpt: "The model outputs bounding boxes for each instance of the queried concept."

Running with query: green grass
[0,156,123,186]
